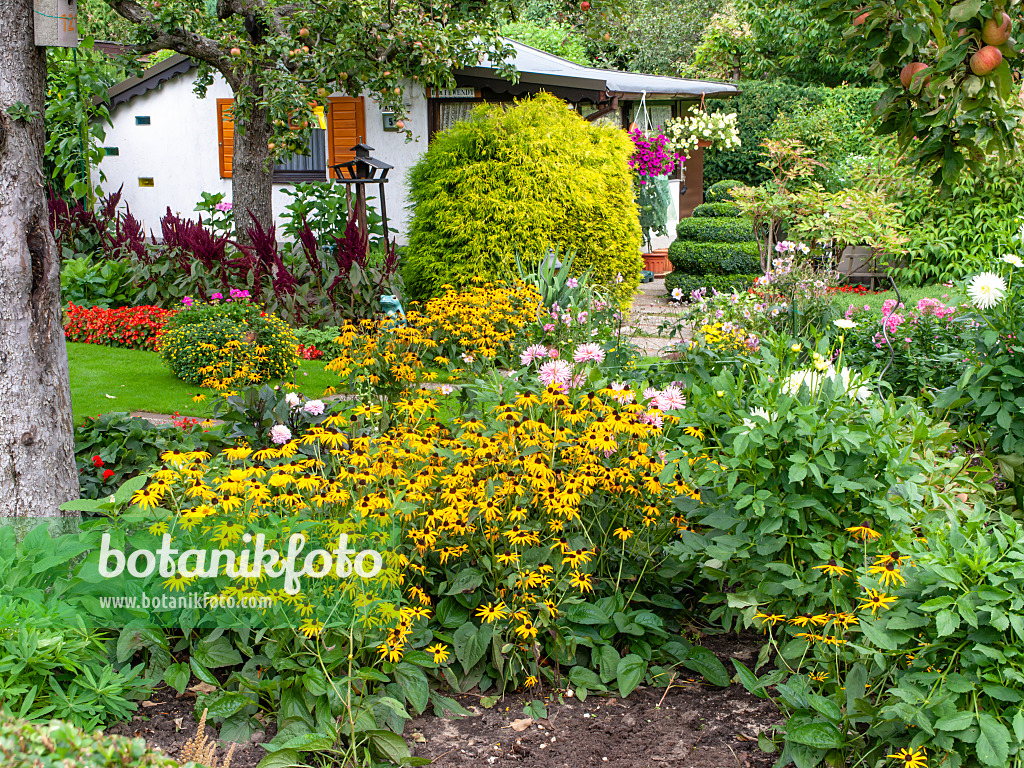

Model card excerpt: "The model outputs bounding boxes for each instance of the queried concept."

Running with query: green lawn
[68,343,341,423]
[831,283,966,314]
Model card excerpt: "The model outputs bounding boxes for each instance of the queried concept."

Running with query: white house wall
[97,71,428,242]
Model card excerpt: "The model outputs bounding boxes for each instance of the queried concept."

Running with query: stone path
[626,278,691,358]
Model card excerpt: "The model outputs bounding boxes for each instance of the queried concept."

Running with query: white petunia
[967,272,1007,310]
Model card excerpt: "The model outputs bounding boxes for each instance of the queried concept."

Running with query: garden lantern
[330,141,393,249]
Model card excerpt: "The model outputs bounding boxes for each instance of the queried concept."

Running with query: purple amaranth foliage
[47,186,129,256]
[331,211,367,273]
[159,208,238,293]
[111,205,148,263]
[296,218,322,279]
[243,214,298,299]
[325,209,368,302]
[628,129,681,181]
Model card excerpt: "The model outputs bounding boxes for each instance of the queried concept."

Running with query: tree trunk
[231,76,274,243]
[0,0,81,526]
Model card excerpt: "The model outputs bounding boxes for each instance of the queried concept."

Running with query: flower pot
[697,139,712,149]
[642,250,671,277]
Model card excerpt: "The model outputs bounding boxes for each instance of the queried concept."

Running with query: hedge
[666,271,759,298]
[403,92,642,306]
[692,202,742,218]
[668,239,760,275]
[675,216,755,243]
[705,179,745,204]
[702,81,883,188]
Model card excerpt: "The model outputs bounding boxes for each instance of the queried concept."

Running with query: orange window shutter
[327,96,365,179]
[217,98,234,179]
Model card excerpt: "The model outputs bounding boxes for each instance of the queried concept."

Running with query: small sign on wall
[426,87,480,99]
[34,0,79,47]
[382,111,399,132]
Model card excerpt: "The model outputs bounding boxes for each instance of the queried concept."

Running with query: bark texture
[0,0,81,521]
[232,77,274,240]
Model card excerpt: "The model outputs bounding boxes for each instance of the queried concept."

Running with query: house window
[217,97,365,181]
[273,129,328,182]
[437,101,477,132]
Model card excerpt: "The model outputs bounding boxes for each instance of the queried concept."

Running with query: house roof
[467,40,739,101]
[103,39,738,110]
[105,53,194,110]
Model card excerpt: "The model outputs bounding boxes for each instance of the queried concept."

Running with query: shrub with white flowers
[663,111,741,156]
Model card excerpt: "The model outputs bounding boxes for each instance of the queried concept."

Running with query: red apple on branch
[982,12,1012,45]
[899,62,929,89]
[970,45,1003,75]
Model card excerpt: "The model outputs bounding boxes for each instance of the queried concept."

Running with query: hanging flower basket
[663,111,741,156]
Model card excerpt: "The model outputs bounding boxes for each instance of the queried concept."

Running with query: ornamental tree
[819,0,1024,185]
[103,0,515,235]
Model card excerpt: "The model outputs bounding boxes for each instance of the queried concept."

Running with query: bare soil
[407,682,778,768]
[109,635,779,768]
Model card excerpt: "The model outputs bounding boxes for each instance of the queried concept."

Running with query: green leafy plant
[662,332,965,627]
[0,522,152,729]
[892,164,1024,286]
[74,413,222,501]
[936,261,1024,462]
[740,505,1024,768]
[0,714,175,767]
[60,256,139,309]
[279,181,383,247]
[403,92,643,306]
[193,191,235,237]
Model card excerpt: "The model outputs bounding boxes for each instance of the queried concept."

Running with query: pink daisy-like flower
[520,344,548,366]
[573,343,605,364]
[548,347,560,359]
[538,360,572,388]
[652,385,686,411]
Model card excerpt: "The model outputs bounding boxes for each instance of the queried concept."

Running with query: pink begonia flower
[543,323,556,332]
[211,292,223,300]
[270,425,292,445]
